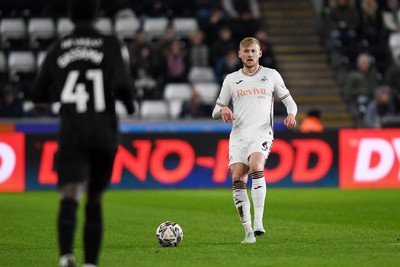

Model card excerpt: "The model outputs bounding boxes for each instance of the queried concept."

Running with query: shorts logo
[262,141,268,151]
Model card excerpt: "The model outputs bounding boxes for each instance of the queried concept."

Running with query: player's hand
[221,106,236,123]
[284,113,296,129]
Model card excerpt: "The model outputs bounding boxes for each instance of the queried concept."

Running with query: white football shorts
[228,135,273,166]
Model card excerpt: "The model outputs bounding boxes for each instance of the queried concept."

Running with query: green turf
[0,188,399,267]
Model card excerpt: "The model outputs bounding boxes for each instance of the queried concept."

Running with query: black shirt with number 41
[31,23,135,149]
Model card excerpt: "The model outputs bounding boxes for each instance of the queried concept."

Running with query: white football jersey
[216,66,292,139]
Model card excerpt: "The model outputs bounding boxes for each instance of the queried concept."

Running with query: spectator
[189,31,209,67]
[219,50,241,83]
[141,0,171,18]
[198,7,228,46]
[132,45,160,100]
[364,85,397,127]
[344,53,379,117]
[195,0,223,24]
[358,0,384,44]
[221,0,261,40]
[382,0,400,34]
[299,109,324,133]
[385,54,400,111]
[328,0,360,44]
[169,0,196,17]
[180,88,210,118]
[161,40,190,84]
[255,30,277,69]
[383,0,400,58]
[128,29,151,71]
[154,23,176,66]
[211,26,237,73]
[0,83,24,118]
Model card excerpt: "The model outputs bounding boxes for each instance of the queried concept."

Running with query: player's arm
[274,70,297,129]
[281,94,297,129]
[212,104,235,123]
[112,39,135,114]
[212,78,235,122]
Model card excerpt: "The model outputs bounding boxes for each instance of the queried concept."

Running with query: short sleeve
[273,70,291,100]
[215,76,231,106]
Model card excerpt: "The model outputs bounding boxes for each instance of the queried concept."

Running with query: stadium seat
[8,51,37,97]
[0,51,8,83]
[23,100,34,113]
[192,82,220,104]
[56,18,74,37]
[114,17,140,42]
[95,17,113,35]
[143,17,169,40]
[140,100,169,120]
[163,83,192,101]
[171,17,199,38]
[28,18,55,49]
[51,102,61,114]
[0,18,27,49]
[188,66,216,83]
[36,51,47,68]
[168,99,183,119]
[115,100,127,117]
[115,100,139,118]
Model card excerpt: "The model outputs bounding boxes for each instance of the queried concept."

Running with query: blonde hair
[239,37,260,50]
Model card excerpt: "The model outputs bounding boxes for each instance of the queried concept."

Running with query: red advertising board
[0,133,25,192]
[23,132,338,189]
[339,129,400,188]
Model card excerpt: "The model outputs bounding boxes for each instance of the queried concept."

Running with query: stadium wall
[1,121,400,191]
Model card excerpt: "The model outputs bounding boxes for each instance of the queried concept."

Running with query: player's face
[238,43,262,69]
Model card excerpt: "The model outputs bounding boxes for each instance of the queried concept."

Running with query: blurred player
[212,37,297,243]
[31,0,135,266]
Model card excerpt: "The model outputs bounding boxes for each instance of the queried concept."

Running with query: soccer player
[212,37,297,243]
[31,0,135,266]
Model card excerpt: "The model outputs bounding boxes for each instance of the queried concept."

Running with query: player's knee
[232,180,246,190]
[249,162,264,174]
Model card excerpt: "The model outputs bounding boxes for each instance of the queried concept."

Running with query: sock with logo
[250,171,266,225]
[232,180,253,233]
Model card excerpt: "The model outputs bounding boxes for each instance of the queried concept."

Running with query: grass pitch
[0,188,399,267]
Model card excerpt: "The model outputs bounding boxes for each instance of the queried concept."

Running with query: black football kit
[31,23,135,188]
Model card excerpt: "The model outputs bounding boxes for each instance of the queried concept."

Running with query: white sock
[233,187,252,234]
[251,175,266,225]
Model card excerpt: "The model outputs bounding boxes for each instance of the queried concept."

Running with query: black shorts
[56,146,117,191]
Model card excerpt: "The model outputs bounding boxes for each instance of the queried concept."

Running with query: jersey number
[61,69,105,113]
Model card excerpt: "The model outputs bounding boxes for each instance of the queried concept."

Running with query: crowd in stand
[320,0,400,127]
[2,0,399,128]
[0,0,278,120]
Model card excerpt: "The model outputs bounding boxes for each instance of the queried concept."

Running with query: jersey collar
[241,66,262,77]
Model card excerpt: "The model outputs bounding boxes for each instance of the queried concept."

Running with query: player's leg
[230,163,255,243]
[248,152,267,237]
[58,183,85,267]
[83,148,116,266]
[57,148,87,267]
[83,188,104,267]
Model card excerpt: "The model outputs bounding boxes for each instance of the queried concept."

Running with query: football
[155,221,183,247]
